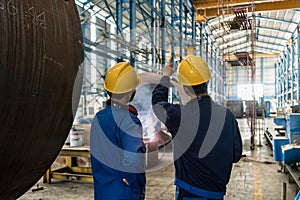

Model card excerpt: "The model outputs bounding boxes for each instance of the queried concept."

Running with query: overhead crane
[193,0,300,18]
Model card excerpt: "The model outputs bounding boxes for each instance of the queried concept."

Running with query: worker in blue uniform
[90,62,146,200]
[152,55,243,200]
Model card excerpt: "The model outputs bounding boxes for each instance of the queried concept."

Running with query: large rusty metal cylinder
[0,0,84,199]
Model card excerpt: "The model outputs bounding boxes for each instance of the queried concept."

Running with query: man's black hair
[185,82,208,96]
[106,91,127,100]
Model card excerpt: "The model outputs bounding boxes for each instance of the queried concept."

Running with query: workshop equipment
[226,100,244,118]
[271,114,300,164]
[286,114,300,143]
[282,144,300,165]
[43,146,92,183]
[70,127,84,147]
[264,101,271,118]
[264,128,275,146]
[273,137,289,161]
[273,117,287,137]
[273,117,286,127]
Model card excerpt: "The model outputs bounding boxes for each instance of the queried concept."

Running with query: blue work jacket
[90,101,146,200]
[152,76,243,198]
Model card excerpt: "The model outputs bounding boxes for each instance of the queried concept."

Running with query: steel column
[171,0,175,64]
[287,46,291,104]
[214,49,217,100]
[298,25,300,108]
[151,0,155,66]
[179,0,183,60]
[184,6,188,56]
[209,42,213,67]
[236,62,239,85]
[145,46,149,64]
[292,43,295,106]
[206,34,209,63]
[82,12,88,116]
[291,42,295,106]
[262,57,264,86]
[161,0,166,65]
[116,0,122,35]
[116,0,122,51]
[281,56,284,104]
[280,57,283,105]
[192,8,196,54]
[275,62,279,107]
[104,0,123,40]
[130,0,136,67]
[284,52,288,103]
[280,61,283,108]
[200,23,203,58]
[221,60,225,103]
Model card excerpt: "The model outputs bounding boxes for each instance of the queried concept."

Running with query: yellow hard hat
[177,55,212,86]
[104,62,141,94]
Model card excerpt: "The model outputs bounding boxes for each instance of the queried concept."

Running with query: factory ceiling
[76,0,300,66]
[193,0,300,17]
[193,0,300,62]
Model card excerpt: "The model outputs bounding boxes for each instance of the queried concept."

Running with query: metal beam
[123,18,151,29]
[219,33,287,50]
[226,44,281,54]
[223,53,280,59]
[201,0,300,18]
[257,26,293,34]
[103,0,124,39]
[255,45,283,53]
[206,33,209,62]
[256,15,298,25]
[223,40,284,52]
[199,23,203,58]
[256,40,285,48]
[116,0,122,51]
[142,0,162,19]
[298,24,300,107]
[161,0,166,65]
[130,0,136,67]
[255,0,300,12]
[171,0,175,63]
[192,8,196,47]
[179,0,183,60]
[193,0,283,9]
[261,57,264,85]
[83,37,128,58]
[291,40,295,106]
[219,35,249,49]
[151,0,155,66]
[185,6,188,56]
[257,33,288,41]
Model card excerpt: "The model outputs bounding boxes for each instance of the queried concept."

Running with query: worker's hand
[122,178,129,186]
[162,57,174,77]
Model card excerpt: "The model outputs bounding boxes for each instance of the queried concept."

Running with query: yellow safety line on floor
[254,165,263,200]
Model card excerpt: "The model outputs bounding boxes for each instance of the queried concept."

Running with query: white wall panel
[225,57,276,100]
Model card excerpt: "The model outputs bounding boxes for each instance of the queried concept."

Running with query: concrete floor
[19,118,298,200]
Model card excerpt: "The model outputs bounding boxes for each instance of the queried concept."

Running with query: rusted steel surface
[0,0,84,199]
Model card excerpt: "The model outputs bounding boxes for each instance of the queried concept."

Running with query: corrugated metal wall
[226,57,277,100]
